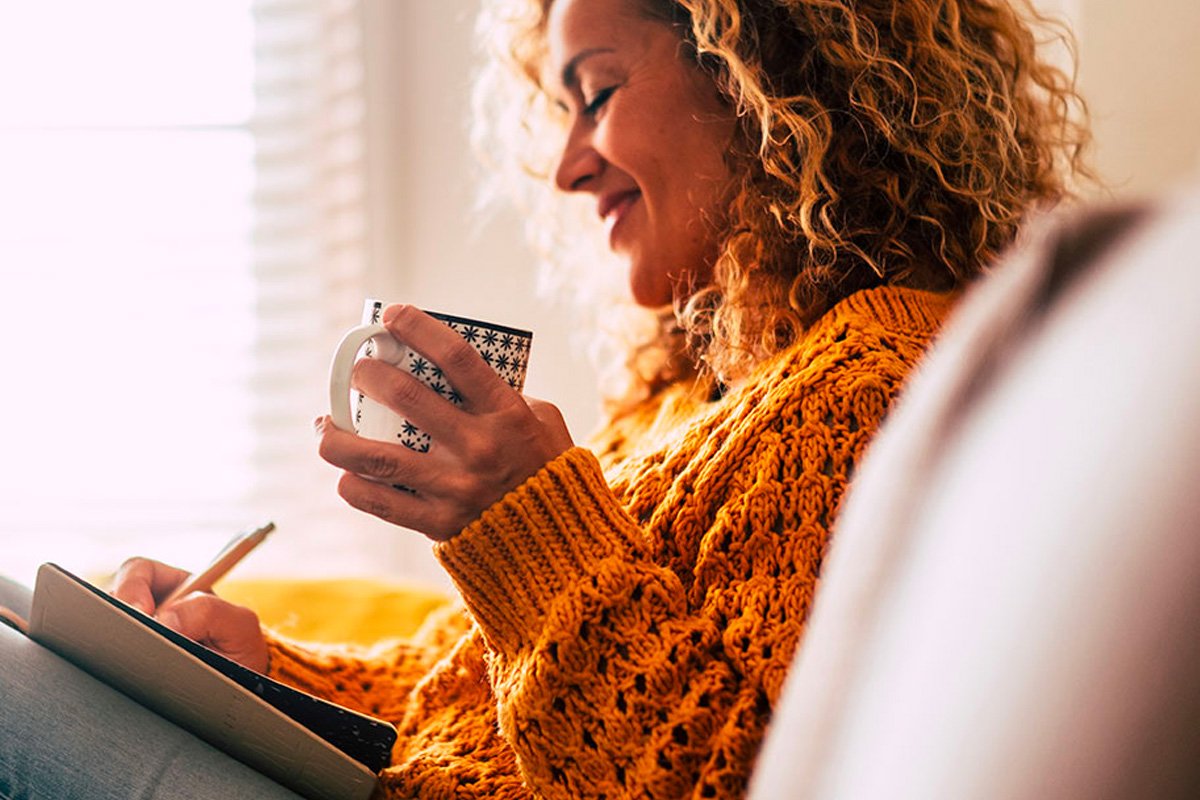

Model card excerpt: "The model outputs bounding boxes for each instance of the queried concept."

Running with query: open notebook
[21,563,397,800]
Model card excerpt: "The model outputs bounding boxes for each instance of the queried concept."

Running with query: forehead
[545,0,650,76]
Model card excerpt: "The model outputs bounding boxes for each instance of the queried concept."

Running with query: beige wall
[363,2,603,445]
[1073,0,1200,198]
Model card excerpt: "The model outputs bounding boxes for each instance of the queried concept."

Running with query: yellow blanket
[216,577,451,646]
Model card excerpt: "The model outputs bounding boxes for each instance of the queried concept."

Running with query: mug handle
[328,323,390,432]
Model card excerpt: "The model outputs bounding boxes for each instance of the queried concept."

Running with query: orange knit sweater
[266,286,954,798]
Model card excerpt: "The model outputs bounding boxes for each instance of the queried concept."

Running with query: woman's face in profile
[545,0,736,307]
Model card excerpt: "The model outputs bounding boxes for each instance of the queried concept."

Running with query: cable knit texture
[266,285,954,798]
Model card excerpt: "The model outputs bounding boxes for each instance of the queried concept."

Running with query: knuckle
[316,432,338,463]
[458,440,486,470]
[340,473,405,526]
[461,432,504,470]
[536,402,566,426]
[441,469,478,500]
[169,601,205,635]
[185,593,220,618]
[362,447,403,479]
[393,303,420,327]
[363,495,404,527]
[462,449,499,480]
[443,338,480,373]
[116,556,152,576]
[387,373,426,410]
[336,472,359,503]
[231,604,262,631]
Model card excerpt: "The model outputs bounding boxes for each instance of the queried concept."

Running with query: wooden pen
[159,521,275,608]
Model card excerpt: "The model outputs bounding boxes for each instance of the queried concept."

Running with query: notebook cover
[29,563,397,800]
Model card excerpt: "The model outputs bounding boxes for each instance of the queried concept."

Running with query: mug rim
[425,310,532,340]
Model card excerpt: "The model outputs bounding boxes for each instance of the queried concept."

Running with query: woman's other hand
[317,304,575,542]
[110,557,269,673]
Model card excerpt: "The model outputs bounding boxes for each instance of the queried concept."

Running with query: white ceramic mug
[329,299,533,452]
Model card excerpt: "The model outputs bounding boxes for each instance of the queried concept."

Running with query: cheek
[595,103,667,174]
[655,90,734,191]
[667,129,734,228]
[685,103,736,181]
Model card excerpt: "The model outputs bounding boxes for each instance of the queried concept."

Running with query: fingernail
[158,609,181,630]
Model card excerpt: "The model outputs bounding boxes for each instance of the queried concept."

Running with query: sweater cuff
[434,446,644,656]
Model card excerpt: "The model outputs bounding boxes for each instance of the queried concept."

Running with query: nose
[553,121,603,193]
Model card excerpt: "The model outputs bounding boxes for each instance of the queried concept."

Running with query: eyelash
[583,86,616,117]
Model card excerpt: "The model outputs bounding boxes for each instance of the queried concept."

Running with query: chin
[630,283,673,309]
[625,261,668,309]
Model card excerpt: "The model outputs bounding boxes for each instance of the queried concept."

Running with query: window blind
[0,0,394,585]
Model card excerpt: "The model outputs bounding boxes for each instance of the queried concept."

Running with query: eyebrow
[560,47,615,90]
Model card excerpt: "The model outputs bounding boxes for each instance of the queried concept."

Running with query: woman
[1,0,1088,796]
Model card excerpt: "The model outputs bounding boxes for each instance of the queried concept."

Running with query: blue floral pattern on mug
[355,300,533,453]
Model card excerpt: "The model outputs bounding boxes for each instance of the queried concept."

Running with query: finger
[351,357,469,447]
[157,594,268,673]
[110,558,189,615]
[337,471,462,542]
[382,305,517,411]
[525,396,575,451]
[316,415,437,491]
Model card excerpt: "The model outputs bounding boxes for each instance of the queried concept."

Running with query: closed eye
[583,86,616,117]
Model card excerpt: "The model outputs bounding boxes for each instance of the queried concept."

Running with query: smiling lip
[599,190,640,245]
[598,190,640,226]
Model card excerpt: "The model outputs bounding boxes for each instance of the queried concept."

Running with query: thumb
[525,396,574,451]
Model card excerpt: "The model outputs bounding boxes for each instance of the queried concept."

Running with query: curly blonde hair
[472,0,1091,412]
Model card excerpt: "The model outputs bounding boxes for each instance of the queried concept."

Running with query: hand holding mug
[320,302,574,541]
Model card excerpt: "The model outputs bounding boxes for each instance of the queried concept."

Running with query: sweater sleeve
[435,340,919,798]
